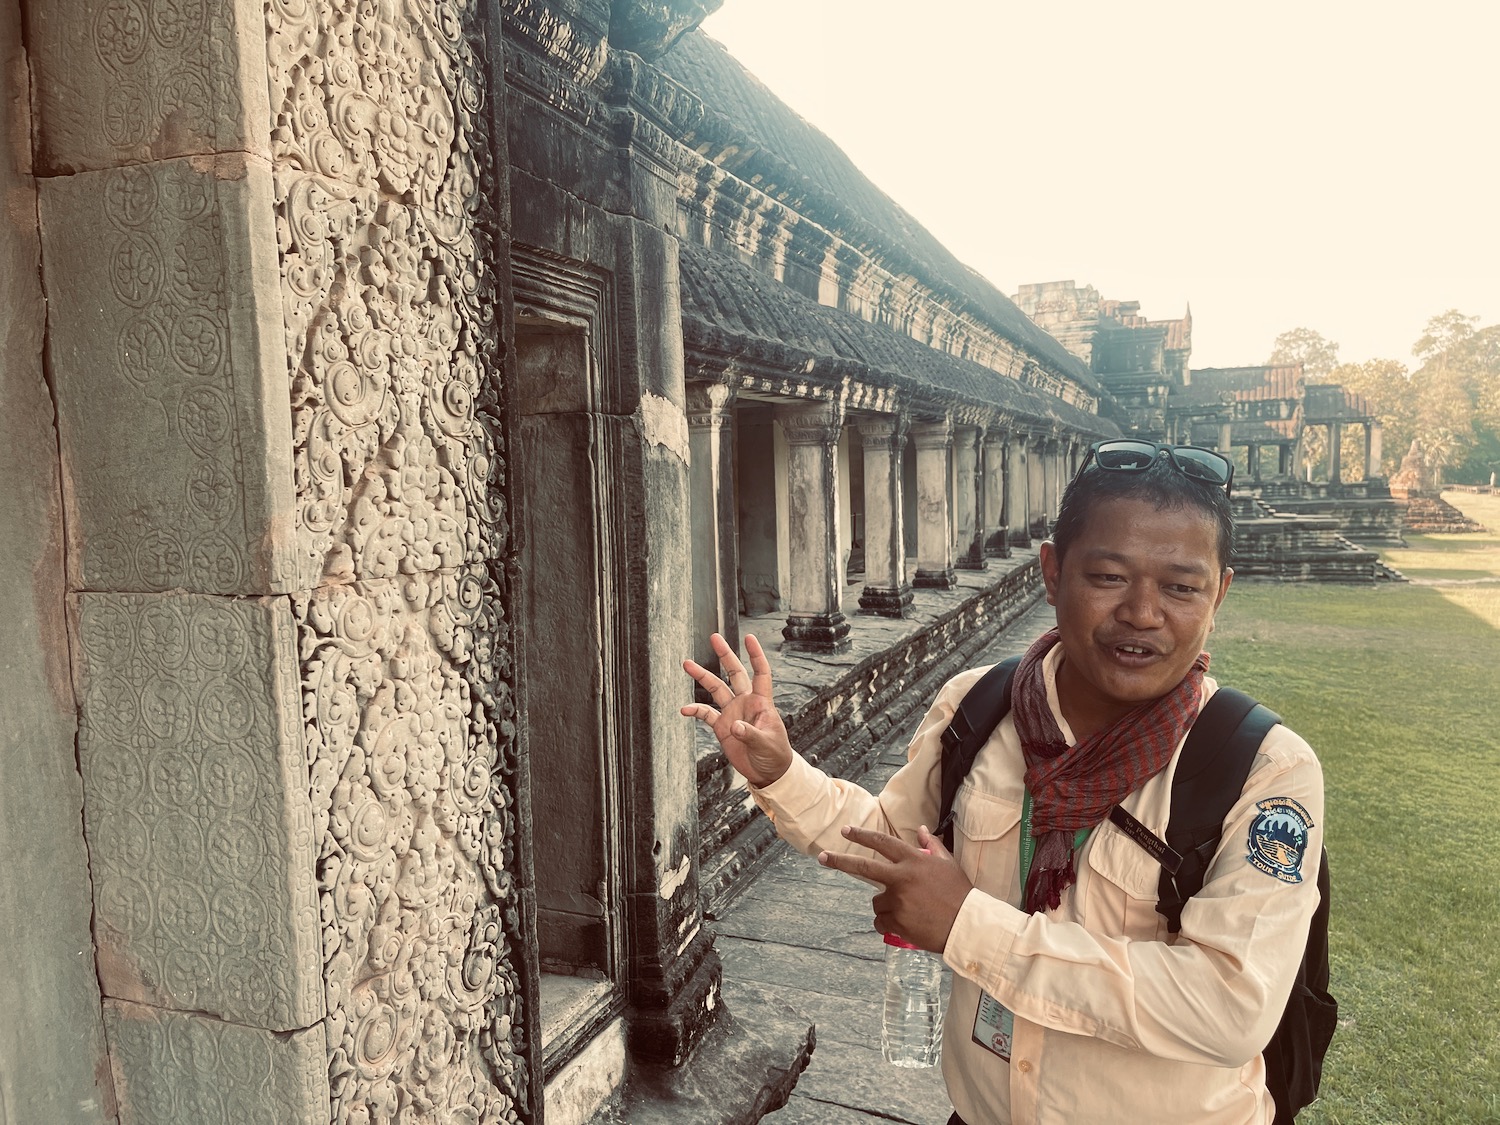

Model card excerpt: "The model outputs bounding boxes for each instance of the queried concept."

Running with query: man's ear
[1040,540,1062,606]
[1211,566,1234,626]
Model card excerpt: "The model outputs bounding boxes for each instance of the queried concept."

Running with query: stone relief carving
[42,157,290,595]
[266,0,525,1118]
[105,999,329,1124]
[76,594,321,1030]
[77,0,251,161]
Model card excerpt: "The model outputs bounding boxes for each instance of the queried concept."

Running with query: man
[683,441,1324,1125]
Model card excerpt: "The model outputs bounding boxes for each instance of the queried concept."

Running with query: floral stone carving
[267,0,525,1118]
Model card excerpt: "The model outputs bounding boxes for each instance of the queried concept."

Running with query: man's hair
[1050,454,1235,572]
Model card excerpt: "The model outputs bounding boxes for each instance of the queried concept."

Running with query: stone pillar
[1367,422,1383,478]
[1279,444,1292,476]
[1041,438,1061,529]
[857,417,913,617]
[1249,442,1261,481]
[912,418,958,589]
[687,383,740,676]
[983,429,1010,557]
[1219,420,1233,454]
[1008,434,1032,548]
[778,403,852,652]
[955,425,987,570]
[1328,423,1342,484]
[30,7,339,1113]
[1027,434,1047,537]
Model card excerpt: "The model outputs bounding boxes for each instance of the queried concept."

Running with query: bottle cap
[882,932,919,949]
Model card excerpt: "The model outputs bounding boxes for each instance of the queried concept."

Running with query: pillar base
[985,528,1012,558]
[956,543,989,570]
[627,932,723,1067]
[857,585,914,618]
[913,567,957,590]
[1007,526,1032,548]
[782,612,852,654]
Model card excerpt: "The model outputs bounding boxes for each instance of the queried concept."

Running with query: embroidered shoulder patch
[1246,797,1314,883]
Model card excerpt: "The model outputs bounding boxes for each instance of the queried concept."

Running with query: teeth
[1119,645,1149,654]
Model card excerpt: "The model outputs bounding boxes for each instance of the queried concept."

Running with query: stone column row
[687,392,1087,655]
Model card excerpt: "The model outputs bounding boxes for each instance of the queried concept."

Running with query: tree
[1327,359,1411,476]
[1408,313,1500,483]
[1268,328,1340,381]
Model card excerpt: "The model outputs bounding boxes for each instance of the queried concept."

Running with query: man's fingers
[840,824,919,863]
[682,658,734,707]
[744,633,775,698]
[916,824,950,858]
[679,702,721,724]
[817,849,893,884]
[709,632,753,696]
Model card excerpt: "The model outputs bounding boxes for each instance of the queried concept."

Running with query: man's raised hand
[681,633,794,788]
[818,825,974,954]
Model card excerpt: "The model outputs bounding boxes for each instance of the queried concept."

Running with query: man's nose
[1115,585,1165,628]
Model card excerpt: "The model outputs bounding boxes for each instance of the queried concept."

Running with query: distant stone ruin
[1389,440,1487,532]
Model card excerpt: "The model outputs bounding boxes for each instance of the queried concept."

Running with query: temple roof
[678,241,1117,436]
[656,32,1101,396]
[1191,365,1305,401]
[1304,383,1374,422]
[1191,418,1300,445]
[1099,301,1192,352]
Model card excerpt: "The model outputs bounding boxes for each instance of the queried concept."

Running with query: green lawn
[1210,491,1500,1123]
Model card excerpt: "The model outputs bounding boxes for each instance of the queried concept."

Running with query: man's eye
[1168,584,1200,596]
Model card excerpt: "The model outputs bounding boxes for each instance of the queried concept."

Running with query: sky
[699,1,1500,370]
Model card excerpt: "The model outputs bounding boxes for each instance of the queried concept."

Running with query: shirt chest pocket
[1081,817,1170,940]
[952,785,1022,906]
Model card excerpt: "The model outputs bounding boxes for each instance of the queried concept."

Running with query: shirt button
[1017,1060,1033,1074]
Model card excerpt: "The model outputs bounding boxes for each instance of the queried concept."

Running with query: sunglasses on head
[1079,439,1235,493]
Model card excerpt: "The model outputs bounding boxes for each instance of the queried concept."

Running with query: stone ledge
[604,983,815,1125]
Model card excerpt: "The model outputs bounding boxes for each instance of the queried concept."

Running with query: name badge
[972,990,1013,1062]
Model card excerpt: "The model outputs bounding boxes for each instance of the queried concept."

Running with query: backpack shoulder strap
[936,655,1023,852]
[1158,687,1282,932]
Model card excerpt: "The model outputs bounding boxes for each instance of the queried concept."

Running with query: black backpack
[935,656,1337,1124]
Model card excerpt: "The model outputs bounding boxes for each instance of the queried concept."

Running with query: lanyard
[1019,789,1094,893]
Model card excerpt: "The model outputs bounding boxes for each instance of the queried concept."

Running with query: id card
[972,990,1013,1062]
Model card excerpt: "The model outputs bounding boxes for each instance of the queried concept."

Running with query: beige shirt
[752,648,1325,1125]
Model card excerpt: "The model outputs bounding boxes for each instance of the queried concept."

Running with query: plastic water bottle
[881,932,945,1067]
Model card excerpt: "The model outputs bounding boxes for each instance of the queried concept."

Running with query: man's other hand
[682,632,794,788]
[819,825,974,954]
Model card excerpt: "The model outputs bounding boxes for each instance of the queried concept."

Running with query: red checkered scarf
[1012,628,1209,913]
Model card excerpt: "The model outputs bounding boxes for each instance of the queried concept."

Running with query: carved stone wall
[265,0,526,1119]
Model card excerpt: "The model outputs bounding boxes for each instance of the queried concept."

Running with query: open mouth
[1109,642,1160,662]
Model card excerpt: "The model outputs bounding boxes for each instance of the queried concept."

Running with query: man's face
[1039,495,1232,739]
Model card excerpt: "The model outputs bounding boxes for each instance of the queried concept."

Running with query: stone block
[40,156,297,595]
[75,592,320,1030]
[104,1000,328,1125]
[27,0,270,173]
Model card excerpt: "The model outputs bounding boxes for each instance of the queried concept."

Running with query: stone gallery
[0,2,1391,1124]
